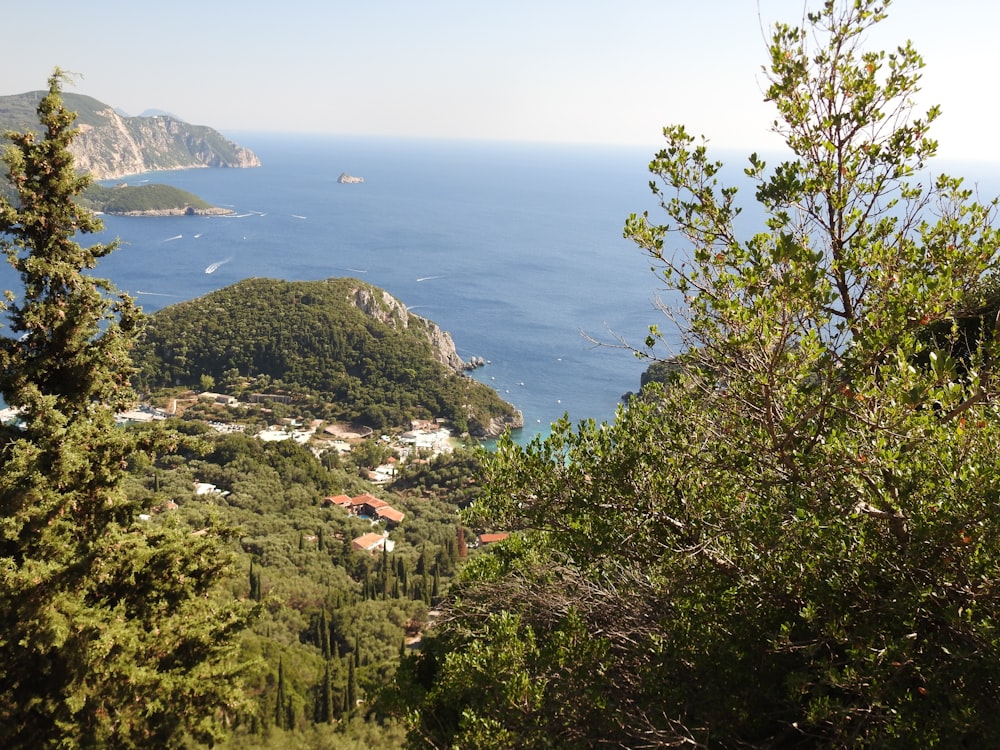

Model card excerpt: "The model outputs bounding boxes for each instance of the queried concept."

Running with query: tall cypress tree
[0,70,254,748]
[274,658,288,729]
[318,661,334,724]
[346,658,357,713]
[250,559,263,602]
[319,608,331,659]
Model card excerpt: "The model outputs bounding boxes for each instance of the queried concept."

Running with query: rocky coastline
[72,110,260,180]
[474,410,525,438]
[347,283,522,435]
[103,205,235,217]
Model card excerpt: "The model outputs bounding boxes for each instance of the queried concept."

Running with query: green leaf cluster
[407,2,1000,747]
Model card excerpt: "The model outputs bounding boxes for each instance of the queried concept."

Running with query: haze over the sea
[3,1,998,163]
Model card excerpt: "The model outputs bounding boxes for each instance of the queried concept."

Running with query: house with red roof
[351,493,387,514]
[328,492,406,528]
[322,494,353,509]
[351,531,395,554]
[377,506,406,527]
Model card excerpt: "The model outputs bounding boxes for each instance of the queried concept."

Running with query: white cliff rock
[349,285,467,372]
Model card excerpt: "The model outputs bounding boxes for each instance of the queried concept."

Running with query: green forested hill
[0,91,120,132]
[133,277,521,434]
[0,90,109,130]
[78,182,225,215]
[3,179,223,216]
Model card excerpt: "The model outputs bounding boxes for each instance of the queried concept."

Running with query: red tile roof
[478,533,509,544]
[351,532,386,552]
[378,507,405,523]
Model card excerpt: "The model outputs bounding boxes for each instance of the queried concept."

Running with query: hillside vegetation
[133,277,521,435]
[117,422,478,748]
[78,182,227,215]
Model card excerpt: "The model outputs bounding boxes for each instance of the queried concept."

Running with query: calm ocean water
[4,136,997,442]
[43,135,676,442]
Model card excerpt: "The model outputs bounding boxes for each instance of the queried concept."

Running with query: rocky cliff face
[349,285,468,372]
[0,90,260,181]
[71,109,260,180]
[470,411,526,439]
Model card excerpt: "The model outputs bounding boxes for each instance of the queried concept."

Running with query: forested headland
[132,277,521,435]
[78,182,230,216]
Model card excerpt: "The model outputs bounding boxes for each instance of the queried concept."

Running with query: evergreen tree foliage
[347,658,358,711]
[0,71,254,749]
[318,661,335,724]
[407,2,1000,747]
[274,658,289,730]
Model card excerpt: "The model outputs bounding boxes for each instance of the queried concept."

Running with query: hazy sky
[3,1,997,159]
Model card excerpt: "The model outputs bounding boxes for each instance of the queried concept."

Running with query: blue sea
[7,135,997,442]
[48,135,677,442]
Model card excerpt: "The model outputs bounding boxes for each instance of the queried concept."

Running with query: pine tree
[0,70,254,749]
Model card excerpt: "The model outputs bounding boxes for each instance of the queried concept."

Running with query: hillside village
[1,389,463,556]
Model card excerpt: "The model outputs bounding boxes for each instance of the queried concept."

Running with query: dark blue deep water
[41,135,674,441]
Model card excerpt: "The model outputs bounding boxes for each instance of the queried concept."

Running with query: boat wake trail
[205,256,234,274]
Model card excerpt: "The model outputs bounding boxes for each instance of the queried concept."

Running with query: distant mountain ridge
[0,90,260,180]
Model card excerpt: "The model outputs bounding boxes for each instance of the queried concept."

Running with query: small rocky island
[337,172,364,184]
